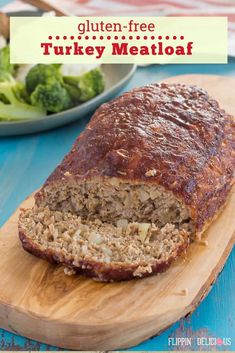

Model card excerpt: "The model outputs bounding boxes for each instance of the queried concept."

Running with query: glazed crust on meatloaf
[18,224,189,282]
[35,83,235,235]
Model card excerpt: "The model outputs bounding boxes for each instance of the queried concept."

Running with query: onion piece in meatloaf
[18,83,235,281]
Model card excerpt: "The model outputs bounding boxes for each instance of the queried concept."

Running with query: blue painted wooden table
[0,61,235,350]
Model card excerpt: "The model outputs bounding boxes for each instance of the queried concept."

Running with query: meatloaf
[18,83,235,282]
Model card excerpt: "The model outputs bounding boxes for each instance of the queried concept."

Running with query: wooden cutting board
[0,75,234,350]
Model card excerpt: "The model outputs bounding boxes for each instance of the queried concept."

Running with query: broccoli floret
[14,81,31,104]
[0,72,31,104]
[26,64,72,113]
[0,79,46,121]
[64,67,105,102]
[25,64,62,95]
[25,65,105,113]
[0,45,18,76]
[63,82,80,105]
[0,69,14,83]
[30,81,72,113]
[0,71,13,103]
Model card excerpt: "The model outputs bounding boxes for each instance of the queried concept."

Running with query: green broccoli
[0,79,46,121]
[30,81,72,113]
[25,64,62,95]
[14,81,31,104]
[0,70,14,83]
[0,45,18,76]
[63,82,80,105]
[0,71,13,103]
[64,67,105,102]
[25,65,105,113]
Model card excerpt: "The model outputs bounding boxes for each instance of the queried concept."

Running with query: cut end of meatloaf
[19,206,189,282]
[35,178,194,236]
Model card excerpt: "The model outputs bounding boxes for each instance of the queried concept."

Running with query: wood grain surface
[0,74,234,350]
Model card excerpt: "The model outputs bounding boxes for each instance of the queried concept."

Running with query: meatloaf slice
[19,207,189,282]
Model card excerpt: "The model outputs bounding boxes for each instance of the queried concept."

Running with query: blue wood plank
[0,61,235,351]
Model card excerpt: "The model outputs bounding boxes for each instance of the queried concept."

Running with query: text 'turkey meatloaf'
[19,83,235,281]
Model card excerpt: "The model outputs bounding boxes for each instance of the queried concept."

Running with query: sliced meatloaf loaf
[19,83,235,281]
